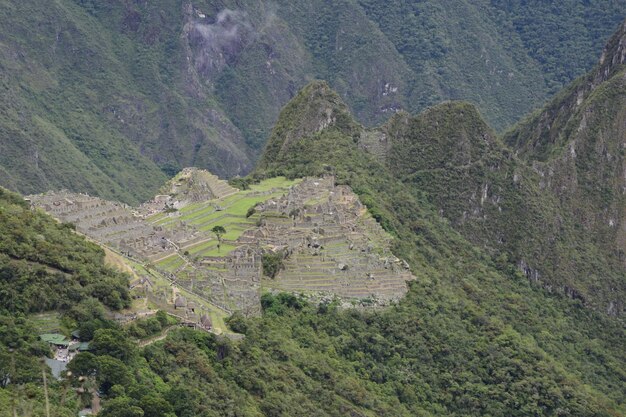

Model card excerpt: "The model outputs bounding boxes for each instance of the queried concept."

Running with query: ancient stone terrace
[148,178,300,313]
[27,191,197,260]
[250,177,414,302]
[138,168,238,215]
[30,173,414,315]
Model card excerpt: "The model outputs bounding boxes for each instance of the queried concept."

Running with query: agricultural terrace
[151,177,300,270]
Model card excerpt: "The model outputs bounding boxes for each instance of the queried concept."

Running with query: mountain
[340,19,626,316]
[1,5,626,416]
[0,56,624,417]
[253,76,626,415]
[377,100,624,314]
[3,85,626,413]
[504,19,626,313]
[1,0,626,204]
[0,0,254,205]
[259,28,626,315]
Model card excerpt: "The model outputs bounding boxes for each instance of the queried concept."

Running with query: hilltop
[6,161,626,416]
[2,1,626,204]
[30,169,415,318]
[257,19,626,315]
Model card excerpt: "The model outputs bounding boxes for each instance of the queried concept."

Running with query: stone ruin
[246,177,413,302]
[29,174,415,315]
[138,168,238,215]
[27,190,201,261]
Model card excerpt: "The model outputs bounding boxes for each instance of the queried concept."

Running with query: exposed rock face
[376,94,625,315]
[596,19,626,84]
[503,18,626,315]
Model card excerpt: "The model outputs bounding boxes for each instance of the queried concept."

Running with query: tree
[99,396,144,417]
[211,226,226,252]
[67,352,98,377]
[262,252,284,278]
[96,356,133,396]
[90,329,136,363]
[139,394,175,417]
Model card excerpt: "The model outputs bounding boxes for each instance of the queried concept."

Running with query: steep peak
[505,19,626,160]
[381,101,498,169]
[595,18,626,83]
[258,81,361,167]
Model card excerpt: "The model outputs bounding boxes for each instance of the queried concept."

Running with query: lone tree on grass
[211,225,226,252]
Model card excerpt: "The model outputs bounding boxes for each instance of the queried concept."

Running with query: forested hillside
[1,0,625,203]
[1,164,625,415]
[258,24,626,314]
[0,186,131,415]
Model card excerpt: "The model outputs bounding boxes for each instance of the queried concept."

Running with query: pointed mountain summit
[505,18,626,160]
[503,18,626,315]
[596,18,626,83]
[258,80,361,170]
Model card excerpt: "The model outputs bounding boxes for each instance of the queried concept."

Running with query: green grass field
[151,177,299,261]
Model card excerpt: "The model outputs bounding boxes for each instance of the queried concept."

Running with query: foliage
[229,177,253,191]
[261,252,285,278]
[0,15,626,416]
[0,186,136,415]
[211,225,226,239]
[210,225,226,249]
[0,188,131,314]
[126,311,178,340]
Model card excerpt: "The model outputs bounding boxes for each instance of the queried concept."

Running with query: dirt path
[137,325,179,347]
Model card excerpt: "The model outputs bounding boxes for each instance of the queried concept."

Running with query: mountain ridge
[2,0,626,204]
[257,20,626,315]
[1,17,626,415]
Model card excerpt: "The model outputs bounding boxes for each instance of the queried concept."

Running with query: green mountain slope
[259,28,626,315]
[214,0,626,139]
[1,0,626,204]
[379,100,624,315]
[340,20,625,316]
[254,80,625,415]
[504,19,626,313]
[0,186,131,416]
[2,77,625,414]
[0,0,254,205]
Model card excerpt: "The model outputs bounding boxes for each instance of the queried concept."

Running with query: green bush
[262,252,285,278]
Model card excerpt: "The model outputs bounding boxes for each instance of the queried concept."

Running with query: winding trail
[137,325,180,347]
